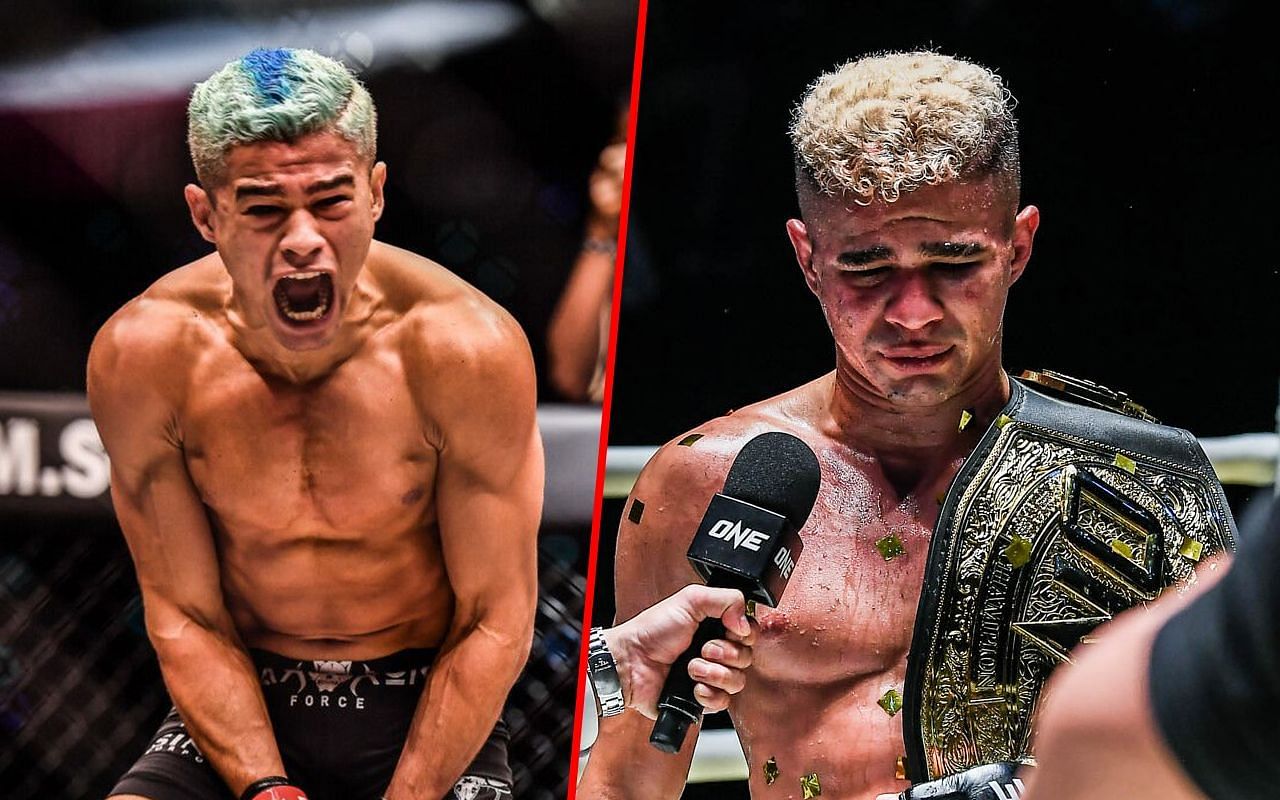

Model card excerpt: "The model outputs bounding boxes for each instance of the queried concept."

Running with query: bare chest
[750,452,948,688]
[180,351,436,537]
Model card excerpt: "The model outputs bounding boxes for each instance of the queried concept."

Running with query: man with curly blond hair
[581,50,1041,799]
[91,49,542,800]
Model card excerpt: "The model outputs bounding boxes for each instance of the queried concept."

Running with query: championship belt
[901,370,1237,782]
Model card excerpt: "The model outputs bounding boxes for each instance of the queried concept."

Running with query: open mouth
[272,271,334,325]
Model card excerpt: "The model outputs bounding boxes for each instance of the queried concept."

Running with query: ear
[184,184,218,244]
[785,218,821,295]
[369,161,388,223]
[778,216,819,294]
[1009,204,1040,284]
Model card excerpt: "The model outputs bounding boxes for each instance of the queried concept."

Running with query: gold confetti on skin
[1179,538,1204,562]
[1110,538,1134,559]
[678,433,704,447]
[958,409,974,432]
[763,757,779,785]
[1003,534,1033,568]
[744,599,757,619]
[627,498,645,524]
[1114,453,1137,474]
[936,492,946,506]
[875,533,905,561]
[801,772,822,798]
[895,755,908,781]
[877,688,903,716]
[996,413,1013,428]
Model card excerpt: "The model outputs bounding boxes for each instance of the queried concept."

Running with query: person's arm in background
[1019,584,1213,800]
[1025,503,1280,800]
[547,137,625,402]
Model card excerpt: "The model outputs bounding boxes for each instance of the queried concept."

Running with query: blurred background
[591,1,1279,797]
[0,1,636,797]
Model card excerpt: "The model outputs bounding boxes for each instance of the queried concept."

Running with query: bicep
[432,334,543,629]
[90,346,225,635]
[613,445,721,623]
[585,453,713,793]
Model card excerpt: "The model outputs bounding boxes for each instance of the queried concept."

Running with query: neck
[224,279,383,384]
[825,356,1011,489]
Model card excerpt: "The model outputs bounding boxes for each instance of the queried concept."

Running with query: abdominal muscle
[216,518,455,661]
[732,662,912,799]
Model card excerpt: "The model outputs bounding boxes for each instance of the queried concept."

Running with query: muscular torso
[733,437,953,799]
[120,244,497,660]
[611,376,975,799]
[182,329,449,658]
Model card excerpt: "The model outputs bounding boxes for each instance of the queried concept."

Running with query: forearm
[151,617,284,795]
[579,711,695,800]
[384,614,532,798]
[547,247,613,400]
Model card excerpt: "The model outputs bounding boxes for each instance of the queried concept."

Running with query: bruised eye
[314,196,351,210]
[841,266,891,285]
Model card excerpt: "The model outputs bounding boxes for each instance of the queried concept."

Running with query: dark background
[596,2,1278,796]
[613,0,1278,447]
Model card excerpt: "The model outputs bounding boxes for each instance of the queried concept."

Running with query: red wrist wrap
[249,789,307,800]
[242,777,308,800]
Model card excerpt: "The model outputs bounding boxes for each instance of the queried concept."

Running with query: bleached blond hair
[188,48,377,187]
[789,51,1019,206]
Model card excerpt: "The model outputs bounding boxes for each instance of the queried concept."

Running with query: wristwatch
[587,627,626,717]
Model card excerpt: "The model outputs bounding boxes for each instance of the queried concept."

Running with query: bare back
[94,241,522,660]
[584,375,968,799]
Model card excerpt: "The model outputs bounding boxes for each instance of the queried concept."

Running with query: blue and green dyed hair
[188,48,377,186]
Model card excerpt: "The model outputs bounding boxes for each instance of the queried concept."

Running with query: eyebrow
[837,245,894,266]
[235,183,284,201]
[920,241,990,259]
[306,174,356,194]
[233,174,356,202]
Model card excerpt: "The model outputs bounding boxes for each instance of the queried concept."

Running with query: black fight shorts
[110,648,512,800]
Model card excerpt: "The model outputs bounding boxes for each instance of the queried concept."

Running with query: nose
[883,271,944,331]
[280,210,324,267]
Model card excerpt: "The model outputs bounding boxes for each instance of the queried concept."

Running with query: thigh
[443,722,513,800]
[109,708,232,800]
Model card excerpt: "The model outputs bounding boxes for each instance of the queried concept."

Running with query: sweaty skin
[580,178,1038,800]
[89,132,542,799]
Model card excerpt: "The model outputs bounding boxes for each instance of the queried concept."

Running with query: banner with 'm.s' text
[0,392,112,518]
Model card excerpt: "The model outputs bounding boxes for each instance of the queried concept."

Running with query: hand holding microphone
[599,584,757,718]
[648,431,821,753]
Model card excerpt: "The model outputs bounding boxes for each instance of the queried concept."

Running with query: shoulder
[615,380,827,612]
[88,257,225,407]
[635,376,829,500]
[368,244,535,446]
[370,242,532,383]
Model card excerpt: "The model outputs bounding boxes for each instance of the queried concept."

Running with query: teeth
[275,291,330,321]
[283,305,327,321]
[280,271,324,281]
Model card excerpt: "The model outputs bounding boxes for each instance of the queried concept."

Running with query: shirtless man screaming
[88,49,543,800]
[580,52,1040,799]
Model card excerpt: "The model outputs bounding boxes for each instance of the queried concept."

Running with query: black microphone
[648,431,821,754]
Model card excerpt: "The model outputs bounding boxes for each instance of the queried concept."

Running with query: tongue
[281,275,325,311]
